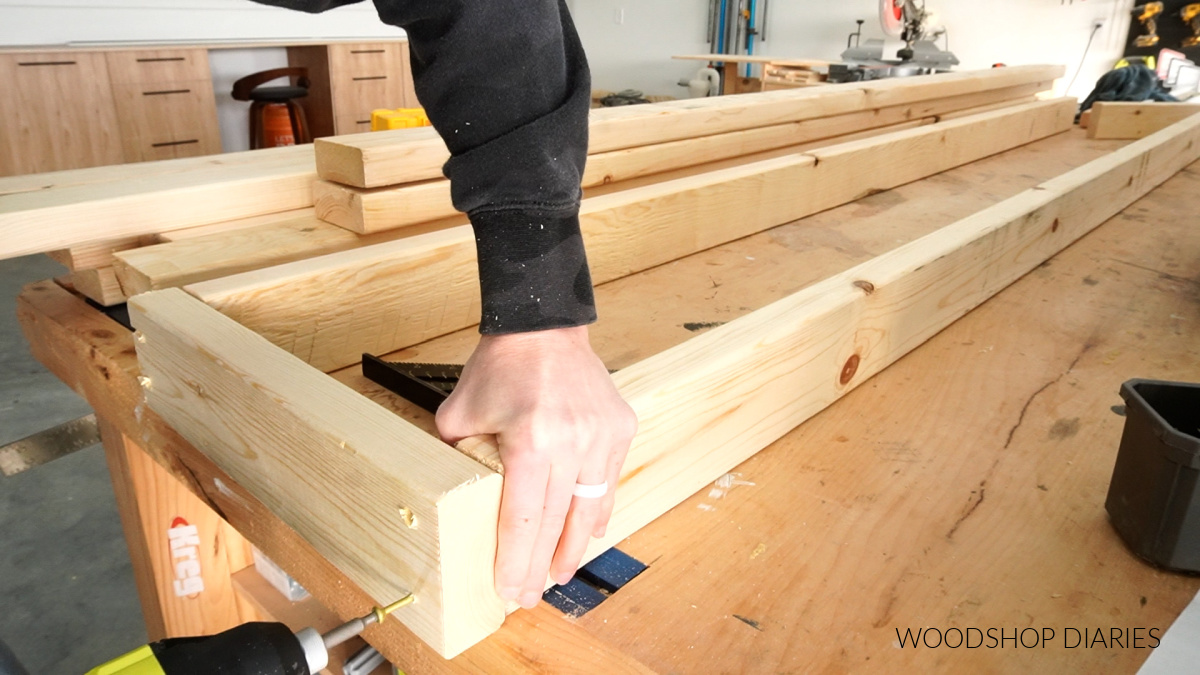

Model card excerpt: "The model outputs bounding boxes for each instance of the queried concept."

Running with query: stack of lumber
[11,60,1200,662]
[1,145,316,305]
[0,65,1065,310]
[307,64,1062,234]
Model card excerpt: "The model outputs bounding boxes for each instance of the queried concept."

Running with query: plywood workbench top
[336,130,1200,672]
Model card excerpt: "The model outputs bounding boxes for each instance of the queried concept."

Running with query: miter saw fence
[836,0,960,83]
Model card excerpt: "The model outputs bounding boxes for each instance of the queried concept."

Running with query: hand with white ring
[572,481,608,499]
[435,326,637,609]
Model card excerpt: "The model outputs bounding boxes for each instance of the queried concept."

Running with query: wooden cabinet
[289,42,417,138]
[106,49,221,162]
[0,52,124,176]
[0,47,220,176]
[0,40,411,177]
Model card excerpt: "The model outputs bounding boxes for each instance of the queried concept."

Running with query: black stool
[232,67,312,149]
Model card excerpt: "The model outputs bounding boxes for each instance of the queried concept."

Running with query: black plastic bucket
[1105,379,1200,572]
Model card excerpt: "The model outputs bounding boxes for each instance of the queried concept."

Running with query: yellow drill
[1183,4,1200,48]
[87,595,412,675]
[1134,2,1165,48]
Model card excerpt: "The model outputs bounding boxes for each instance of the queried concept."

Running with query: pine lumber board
[156,211,306,242]
[70,266,128,306]
[122,114,937,294]
[15,280,654,674]
[113,209,463,295]
[0,145,316,260]
[332,130,1126,416]
[577,162,1200,674]
[317,80,1052,234]
[192,98,1076,373]
[1087,101,1200,139]
[145,117,937,295]
[47,235,156,271]
[129,288,505,658]
[316,65,1065,187]
[0,144,309,197]
[112,210,349,295]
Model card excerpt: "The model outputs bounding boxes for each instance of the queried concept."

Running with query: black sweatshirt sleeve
[251,0,596,334]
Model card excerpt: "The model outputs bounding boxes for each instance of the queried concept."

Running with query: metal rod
[1,414,100,477]
[760,0,769,42]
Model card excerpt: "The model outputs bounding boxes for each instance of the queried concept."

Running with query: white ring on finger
[573,481,608,499]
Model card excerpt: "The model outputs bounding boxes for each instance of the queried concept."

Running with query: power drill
[1133,2,1164,48]
[1183,4,1200,48]
[86,595,412,675]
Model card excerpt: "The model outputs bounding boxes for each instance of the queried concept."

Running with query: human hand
[435,326,637,609]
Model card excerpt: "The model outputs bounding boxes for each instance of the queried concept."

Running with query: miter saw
[834,0,960,83]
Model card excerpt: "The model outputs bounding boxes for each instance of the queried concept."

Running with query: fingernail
[498,586,520,602]
[519,592,541,608]
[593,525,607,538]
[553,571,573,586]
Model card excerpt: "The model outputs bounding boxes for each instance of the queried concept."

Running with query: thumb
[435,388,476,445]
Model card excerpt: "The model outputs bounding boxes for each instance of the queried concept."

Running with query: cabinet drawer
[331,74,409,135]
[328,42,403,80]
[106,49,210,85]
[0,52,123,175]
[112,80,221,162]
[137,139,213,161]
[334,114,376,137]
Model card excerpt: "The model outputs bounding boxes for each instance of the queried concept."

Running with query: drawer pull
[18,61,76,66]
[143,89,191,96]
[151,139,200,148]
[350,49,386,54]
[352,75,387,81]
[137,57,187,63]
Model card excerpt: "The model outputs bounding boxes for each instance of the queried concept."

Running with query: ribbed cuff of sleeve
[471,208,597,334]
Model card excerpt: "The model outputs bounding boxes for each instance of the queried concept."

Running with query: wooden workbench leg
[98,416,259,639]
[722,61,738,94]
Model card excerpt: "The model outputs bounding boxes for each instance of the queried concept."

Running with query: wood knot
[840,354,861,385]
[398,507,419,529]
[1051,218,1060,233]
[90,329,115,340]
[853,280,876,295]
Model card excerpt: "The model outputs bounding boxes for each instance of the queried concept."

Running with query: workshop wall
[572,0,1137,100]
